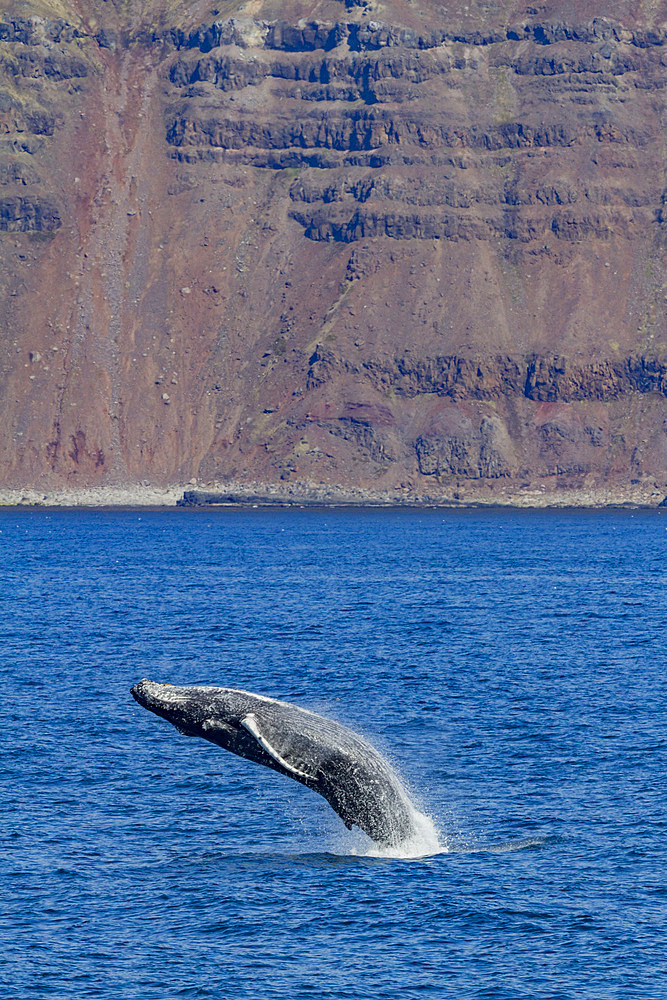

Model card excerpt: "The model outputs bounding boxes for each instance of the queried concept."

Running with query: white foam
[351,806,445,860]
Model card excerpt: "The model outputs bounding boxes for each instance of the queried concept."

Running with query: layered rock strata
[0,0,665,501]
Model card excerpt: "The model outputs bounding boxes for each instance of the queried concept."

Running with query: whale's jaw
[130,678,153,707]
[131,678,170,712]
[130,679,199,730]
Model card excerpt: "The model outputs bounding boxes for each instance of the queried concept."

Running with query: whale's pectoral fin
[240,713,316,781]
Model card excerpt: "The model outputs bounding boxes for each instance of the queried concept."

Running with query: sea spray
[359,806,444,859]
[341,764,444,859]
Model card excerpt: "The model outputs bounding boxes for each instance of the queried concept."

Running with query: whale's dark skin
[131,680,417,846]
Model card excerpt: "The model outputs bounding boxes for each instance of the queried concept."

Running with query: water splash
[350,805,445,860]
[341,805,555,861]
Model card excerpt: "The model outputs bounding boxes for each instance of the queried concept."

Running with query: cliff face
[0,0,665,500]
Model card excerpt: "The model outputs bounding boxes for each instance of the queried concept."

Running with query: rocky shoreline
[0,486,184,508]
[0,480,665,510]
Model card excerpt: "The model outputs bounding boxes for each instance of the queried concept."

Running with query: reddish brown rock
[0,0,665,500]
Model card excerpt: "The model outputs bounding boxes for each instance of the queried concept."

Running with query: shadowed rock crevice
[307,351,667,402]
[416,414,517,479]
[0,194,60,231]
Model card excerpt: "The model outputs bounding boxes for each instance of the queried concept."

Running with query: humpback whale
[131,680,418,847]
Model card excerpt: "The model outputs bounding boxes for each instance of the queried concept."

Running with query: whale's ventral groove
[130,679,417,846]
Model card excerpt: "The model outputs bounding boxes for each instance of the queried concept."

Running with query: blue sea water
[1,506,666,999]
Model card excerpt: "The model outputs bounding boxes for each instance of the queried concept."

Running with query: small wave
[445,834,557,854]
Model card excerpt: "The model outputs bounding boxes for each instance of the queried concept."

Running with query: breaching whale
[131,679,418,846]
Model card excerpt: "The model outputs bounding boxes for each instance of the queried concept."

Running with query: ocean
[2,506,666,999]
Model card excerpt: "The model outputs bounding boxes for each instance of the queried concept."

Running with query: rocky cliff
[0,0,665,502]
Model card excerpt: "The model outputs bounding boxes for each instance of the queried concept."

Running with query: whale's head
[130,679,203,733]
[130,679,252,744]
